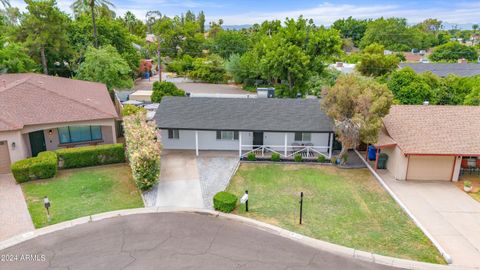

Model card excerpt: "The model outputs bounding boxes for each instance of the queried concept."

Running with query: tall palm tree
[1,0,10,8]
[71,0,114,48]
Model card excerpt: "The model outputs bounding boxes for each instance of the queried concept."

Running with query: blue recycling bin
[144,72,150,79]
[368,145,377,161]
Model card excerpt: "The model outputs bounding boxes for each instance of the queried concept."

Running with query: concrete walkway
[0,174,34,241]
[0,212,402,270]
[156,151,204,208]
[378,170,480,268]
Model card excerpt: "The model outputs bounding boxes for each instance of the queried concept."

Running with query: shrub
[317,155,326,163]
[11,151,58,183]
[213,191,237,213]
[271,153,281,162]
[151,81,185,102]
[56,144,125,169]
[121,104,146,117]
[331,156,338,164]
[294,154,303,162]
[123,113,161,191]
[247,152,256,161]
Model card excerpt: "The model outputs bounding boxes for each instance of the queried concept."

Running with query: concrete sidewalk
[0,174,34,241]
[378,170,480,268]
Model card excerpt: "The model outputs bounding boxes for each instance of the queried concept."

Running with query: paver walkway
[378,170,480,268]
[0,213,402,270]
[0,174,34,240]
[197,152,239,209]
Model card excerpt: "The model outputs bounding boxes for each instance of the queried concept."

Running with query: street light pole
[157,36,162,82]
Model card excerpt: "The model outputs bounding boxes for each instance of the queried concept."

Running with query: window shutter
[234,131,239,140]
[216,131,221,140]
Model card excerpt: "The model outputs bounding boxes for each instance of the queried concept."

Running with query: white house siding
[161,130,330,153]
[161,130,253,151]
[264,132,330,153]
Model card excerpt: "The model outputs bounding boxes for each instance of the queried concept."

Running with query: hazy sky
[10,0,480,27]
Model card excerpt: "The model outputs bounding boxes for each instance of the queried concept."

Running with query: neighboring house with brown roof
[0,73,119,173]
[373,105,480,181]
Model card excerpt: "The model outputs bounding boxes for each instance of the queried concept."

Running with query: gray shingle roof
[154,97,333,132]
[399,63,480,77]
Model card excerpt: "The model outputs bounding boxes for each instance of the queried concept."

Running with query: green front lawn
[22,164,144,228]
[226,164,444,264]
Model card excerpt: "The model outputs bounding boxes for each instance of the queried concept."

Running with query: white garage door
[407,155,454,181]
[0,141,11,174]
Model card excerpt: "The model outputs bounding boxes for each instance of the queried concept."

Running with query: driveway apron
[156,151,204,208]
[379,171,480,268]
[0,174,34,240]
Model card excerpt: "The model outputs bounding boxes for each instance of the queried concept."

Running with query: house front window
[168,129,180,139]
[58,126,102,144]
[216,131,239,140]
[294,132,311,142]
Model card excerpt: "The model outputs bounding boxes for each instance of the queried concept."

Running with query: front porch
[239,144,331,160]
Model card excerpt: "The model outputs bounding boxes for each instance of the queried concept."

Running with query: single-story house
[399,63,480,77]
[374,105,480,181]
[0,73,119,173]
[154,97,336,159]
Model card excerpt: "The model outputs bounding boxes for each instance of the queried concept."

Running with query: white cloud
[210,2,480,26]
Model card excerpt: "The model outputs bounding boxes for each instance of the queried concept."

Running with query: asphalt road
[0,213,403,270]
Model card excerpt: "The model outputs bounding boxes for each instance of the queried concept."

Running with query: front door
[29,130,46,157]
[253,132,264,146]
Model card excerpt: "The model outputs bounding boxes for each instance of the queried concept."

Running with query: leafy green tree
[76,45,133,90]
[387,67,436,104]
[197,11,205,33]
[121,11,146,38]
[360,17,422,51]
[225,51,261,86]
[19,0,70,75]
[71,0,115,48]
[322,74,393,163]
[189,54,226,83]
[69,14,141,77]
[151,81,185,102]
[332,17,368,46]
[436,75,479,105]
[305,69,340,96]
[430,42,478,62]
[210,30,250,59]
[356,43,400,77]
[0,42,37,73]
[464,86,480,105]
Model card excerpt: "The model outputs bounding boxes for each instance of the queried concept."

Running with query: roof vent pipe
[423,100,429,106]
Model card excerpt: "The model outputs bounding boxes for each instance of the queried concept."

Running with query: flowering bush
[123,113,161,190]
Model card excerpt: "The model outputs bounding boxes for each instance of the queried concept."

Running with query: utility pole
[157,36,162,82]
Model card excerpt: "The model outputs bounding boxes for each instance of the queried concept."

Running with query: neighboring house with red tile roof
[0,73,119,173]
[373,105,480,181]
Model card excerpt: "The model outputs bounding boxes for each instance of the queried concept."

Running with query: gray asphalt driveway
[0,212,402,270]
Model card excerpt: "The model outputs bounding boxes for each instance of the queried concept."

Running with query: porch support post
[195,130,199,156]
[328,133,333,159]
[284,133,288,157]
[238,132,242,158]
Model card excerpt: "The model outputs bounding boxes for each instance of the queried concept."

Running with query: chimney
[458,58,467,64]
[423,100,429,106]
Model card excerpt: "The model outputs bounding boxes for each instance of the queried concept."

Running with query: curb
[0,207,474,270]
[354,150,453,265]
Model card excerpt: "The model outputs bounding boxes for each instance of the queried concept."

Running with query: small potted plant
[464,181,473,192]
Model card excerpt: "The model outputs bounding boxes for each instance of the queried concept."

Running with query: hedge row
[11,151,58,183]
[56,143,125,169]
